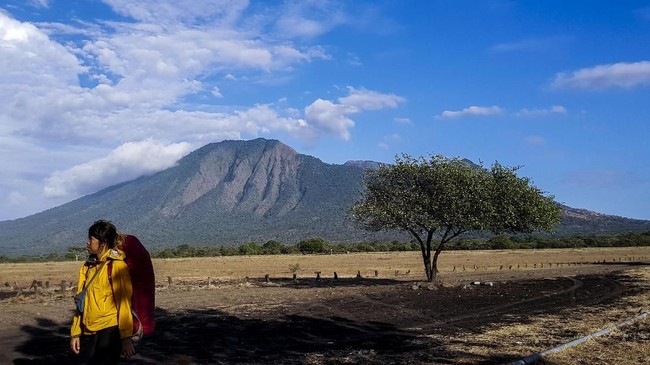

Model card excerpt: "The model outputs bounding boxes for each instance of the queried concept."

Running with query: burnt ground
[2,262,649,365]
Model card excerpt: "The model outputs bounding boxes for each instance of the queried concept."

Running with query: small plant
[288,263,301,274]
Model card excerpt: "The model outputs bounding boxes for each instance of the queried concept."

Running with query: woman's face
[86,236,104,255]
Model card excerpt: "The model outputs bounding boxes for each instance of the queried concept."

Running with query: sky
[0,0,649,222]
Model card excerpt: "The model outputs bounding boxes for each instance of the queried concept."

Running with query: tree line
[1,231,648,263]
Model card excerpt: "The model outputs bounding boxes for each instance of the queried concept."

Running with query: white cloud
[103,0,250,25]
[489,36,571,54]
[347,53,362,66]
[44,139,192,198]
[339,86,405,112]
[0,13,85,88]
[552,61,650,90]
[7,191,28,207]
[28,0,50,8]
[0,3,404,220]
[273,1,348,39]
[394,117,412,125]
[304,99,356,140]
[378,133,401,150]
[436,105,503,119]
[304,87,406,140]
[0,5,334,146]
[516,105,567,117]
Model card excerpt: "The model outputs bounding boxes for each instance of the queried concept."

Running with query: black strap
[82,261,107,290]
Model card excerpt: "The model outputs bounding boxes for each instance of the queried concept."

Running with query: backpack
[108,235,156,340]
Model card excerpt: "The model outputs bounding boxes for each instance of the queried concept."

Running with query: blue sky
[1,0,649,221]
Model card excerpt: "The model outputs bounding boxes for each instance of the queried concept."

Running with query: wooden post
[167,276,173,286]
[374,270,379,277]
[315,272,321,281]
[265,274,270,283]
[334,272,338,280]
[356,270,362,279]
[293,273,297,282]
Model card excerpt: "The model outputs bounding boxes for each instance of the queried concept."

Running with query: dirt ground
[0,249,648,364]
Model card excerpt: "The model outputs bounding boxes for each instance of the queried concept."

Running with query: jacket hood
[101,248,126,261]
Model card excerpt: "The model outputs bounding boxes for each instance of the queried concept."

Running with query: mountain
[0,139,405,256]
[0,138,649,257]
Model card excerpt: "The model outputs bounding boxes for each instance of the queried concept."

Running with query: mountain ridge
[0,138,648,257]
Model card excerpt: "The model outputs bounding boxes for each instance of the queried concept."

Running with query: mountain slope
[0,139,405,256]
[0,138,648,257]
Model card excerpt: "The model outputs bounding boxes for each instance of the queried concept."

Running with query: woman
[70,220,137,364]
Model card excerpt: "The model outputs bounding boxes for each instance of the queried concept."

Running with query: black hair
[88,220,118,249]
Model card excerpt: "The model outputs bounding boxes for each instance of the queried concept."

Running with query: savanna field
[1,247,649,364]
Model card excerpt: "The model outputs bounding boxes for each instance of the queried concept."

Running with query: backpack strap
[82,261,107,290]
[107,259,113,284]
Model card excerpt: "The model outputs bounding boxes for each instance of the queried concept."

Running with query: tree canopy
[350,154,562,281]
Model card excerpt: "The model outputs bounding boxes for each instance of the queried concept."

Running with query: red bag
[109,235,156,339]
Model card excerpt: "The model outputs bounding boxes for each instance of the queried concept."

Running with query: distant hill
[0,138,648,257]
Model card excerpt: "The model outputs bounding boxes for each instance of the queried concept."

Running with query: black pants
[79,326,121,365]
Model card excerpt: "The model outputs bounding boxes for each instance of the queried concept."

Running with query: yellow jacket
[71,248,134,339]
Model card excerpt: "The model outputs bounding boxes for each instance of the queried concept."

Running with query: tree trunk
[430,261,439,282]
[418,232,438,282]
[430,240,445,282]
[419,241,434,282]
[413,230,436,282]
[423,254,434,282]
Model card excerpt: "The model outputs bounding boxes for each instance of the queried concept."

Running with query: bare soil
[1,248,649,364]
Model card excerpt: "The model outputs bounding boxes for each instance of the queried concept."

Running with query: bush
[239,242,262,255]
[488,235,517,249]
[298,237,329,254]
[262,240,283,255]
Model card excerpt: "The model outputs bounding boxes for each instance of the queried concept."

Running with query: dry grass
[438,266,650,364]
[0,247,648,364]
[539,267,650,365]
[2,246,647,287]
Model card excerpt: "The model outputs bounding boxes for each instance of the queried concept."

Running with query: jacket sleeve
[111,260,134,339]
[70,265,86,338]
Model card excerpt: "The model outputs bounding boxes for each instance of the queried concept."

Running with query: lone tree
[350,154,561,282]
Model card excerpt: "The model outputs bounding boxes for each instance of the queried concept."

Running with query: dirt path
[1,261,647,364]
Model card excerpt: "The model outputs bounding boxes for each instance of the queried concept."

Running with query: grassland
[0,247,648,364]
